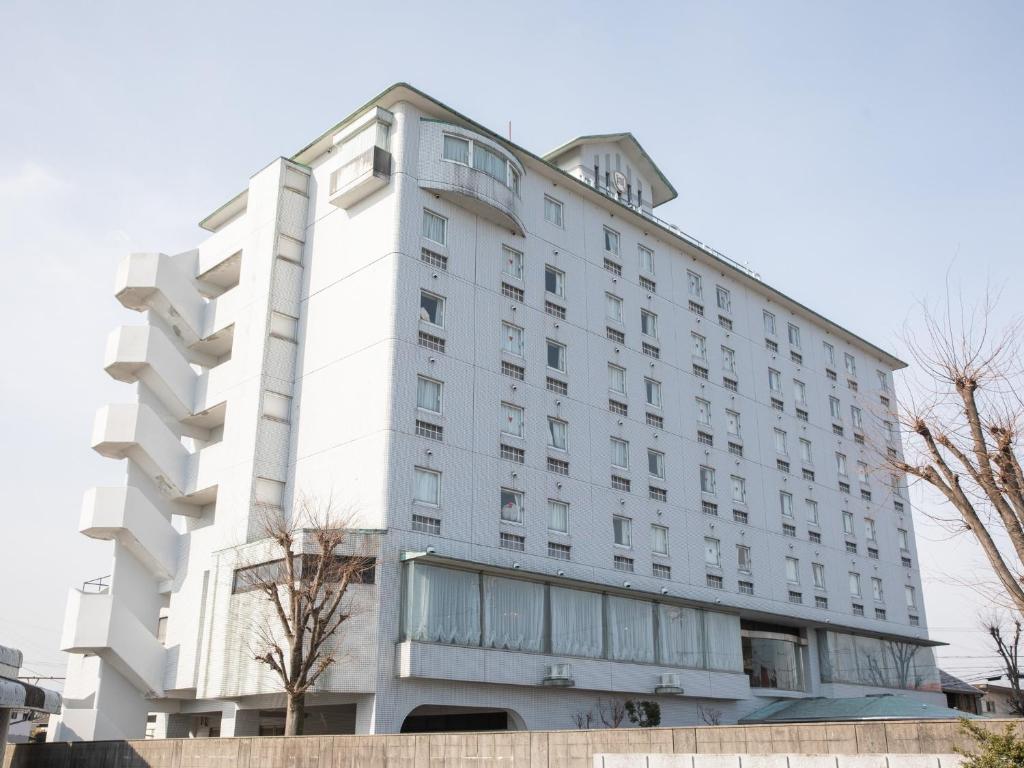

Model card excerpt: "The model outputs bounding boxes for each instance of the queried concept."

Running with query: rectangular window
[608,363,626,394]
[700,465,716,494]
[694,364,709,380]
[722,346,736,373]
[851,406,863,429]
[263,391,292,422]
[500,532,525,551]
[652,524,669,555]
[774,428,788,455]
[546,339,566,372]
[816,596,828,609]
[613,515,632,547]
[785,557,800,584]
[418,331,445,353]
[849,572,862,596]
[794,379,806,404]
[640,275,656,292]
[766,338,779,353]
[737,544,752,572]
[422,209,447,245]
[653,563,671,579]
[548,500,568,533]
[644,378,662,408]
[500,444,525,463]
[806,499,819,525]
[501,322,524,356]
[548,417,568,450]
[603,257,622,276]
[606,326,625,343]
[809,531,821,543]
[638,245,655,274]
[871,577,884,602]
[547,457,569,475]
[611,475,631,491]
[703,500,719,516]
[646,412,664,428]
[648,449,665,479]
[830,396,841,419]
[544,301,565,319]
[548,542,571,560]
[543,195,563,227]
[544,265,565,297]
[769,368,782,392]
[823,341,835,366]
[733,509,748,523]
[420,247,447,270]
[614,555,634,572]
[843,511,855,535]
[692,333,707,360]
[412,514,441,535]
[731,475,746,503]
[604,227,620,255]
[415,420,443,441]
[780,491,794,518]
[724,377,739,392]
[696,397,711,425]
[813,563,826,590]
[502,245,523,279]
[877,370,890,392]
[502,360,525,380]
[641,309,658,338]
[704,537,721,566]
[413,467,440,506]
[501,402,524,437]
[442,134,470,164]
[763,310,776,336]
[875,608,886,620]
[852,603,864,616]
[689,300,704,316]
[738,580,754,595]
[419,290,444,327]
[255,477,285,508]
[898,529,909,551]
[905,585,917,609]
[606,293,623,322]
[642,342,660,360]
[728,442,743,457]
[502,282,525,302]
[688,270,703,298]
[845,353,857,376]
[608,399,628,416]
[836,452,848,476]
[610,437,629,469]
[707,574,724,589]
[788,323,801,348]
[799,438,812,464]
[791,351,803,365]
[697,431,713,447]
[500,488,524,524]
[726,410,741,436]
[649,486,667,502]
[716,286,731,312]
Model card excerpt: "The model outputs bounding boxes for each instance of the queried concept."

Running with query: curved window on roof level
[441,132,520,195]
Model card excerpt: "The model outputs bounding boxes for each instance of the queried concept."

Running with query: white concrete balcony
[114,252,235,358]
[61,589,165,697]
[104,326,228,434]
[79,487,178,580]
[92,404,218,506]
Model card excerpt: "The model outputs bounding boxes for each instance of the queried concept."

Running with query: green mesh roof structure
[739,695,981,724]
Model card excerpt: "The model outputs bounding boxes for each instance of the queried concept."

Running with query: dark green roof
[739,695,980,724]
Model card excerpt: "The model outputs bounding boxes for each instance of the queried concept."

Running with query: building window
[780,491,794,518]
[688,270,703,298]
[547,417,568,451]
[500,444,525,463]
[412,514,441,535]
[696,397,712,426]
[703,500,719,516]
[418,331,445,353]
[614,555,634,573]
[608,363,626,394]
[706,574,724,589]
[502,361,525,380]
[647,448,666,479]
[500,402,524,438]
[722,346,736,373]
[644,378,662,408]
[794,379,807,405]
[638,244,655,274]
[843,511,855,535]
[652,525,669,556]
[640,275,657,292]
[726,410,741,436]
[700,465,716,494]
[442,134,470,164]
[611,475,631,491]
[849,572,862,596]
[546,340,566,372]
[500,488,524,524]
[543,195,563,227]
[604,227,620,255]
[606,326,625,343]
[737,544,751,573]
[603,257,622,276]
[415,420,443,441]
[823,341,835,366]
[414,467,440,506]
[547,457,569,475]
[606,293,623,322]
[806,499,819,525]
[875,608,887,620]
[613,515,632,547]
[689,300,704,316]
[502,282,525,301]
[545,265,565,297]
[646,412,664,428]
[653,563,671,579]
[768,368,782,393]
[845,353,857,376]
[704,537,721,567]
[731,475,746,503]
[649,486,667,502]
[812,563,826,590]
[763,310,776,336]
[419,290,444,327]
[716,286,731,312]
[608,399,628,416]
[641,309,658,338]
[783,523,796,537]
[544,301,565,319]
[500,532,525,552]
[788,323,801,348]
[501,322,524,357]
[548,542,571,560]
[692,333,707,360]
[502,245,523,279]
[422,209,447,245]
[610,437,629,469]
[421,247,447,270]
[774,428,788,455]
[872,577,884,602]
[898,529,910,552]
[548,500,569,533]
[738,580,754,595]
[766,338,779,353]
[836,452,848,476]
[809,531,821,543]
[642,342,660,360]
[852,603,864,616]
[799,438,813,464]
[698,431,713,447]
[733,509,748,524]
[785,557,800,584]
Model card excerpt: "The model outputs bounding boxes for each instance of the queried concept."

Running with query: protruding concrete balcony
[114,252,236,358]
[104,326,228,434]
[61,589,165,697]
[79,487,178,580]
[92,404,218,505]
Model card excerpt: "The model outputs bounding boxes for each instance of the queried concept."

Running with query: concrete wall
[7,719,1020,768]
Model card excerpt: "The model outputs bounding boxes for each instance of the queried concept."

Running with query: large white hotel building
[52,83,942,741]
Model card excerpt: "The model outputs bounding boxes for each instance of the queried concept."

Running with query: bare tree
[240,494,371,735]
[571,707,595,729]
[596,697,626,728]
[698,705,723,726]
[884,287,1024,612]
[982,612,1024,715]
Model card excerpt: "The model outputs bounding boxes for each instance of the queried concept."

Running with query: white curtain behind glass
[482,576,544,652]
[607,596,654,663]
[404,564,480,646]
[413,469,438,505]
[550,587,602,658]
[704,611,742,671]
[656,605,704,668]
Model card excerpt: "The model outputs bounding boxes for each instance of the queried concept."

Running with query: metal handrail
[81,575,110,593]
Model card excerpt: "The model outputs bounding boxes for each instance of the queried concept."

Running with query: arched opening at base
[400,704,524,733]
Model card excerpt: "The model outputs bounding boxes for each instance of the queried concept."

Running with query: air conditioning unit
[542,663,575,687]
[655,672,684,695]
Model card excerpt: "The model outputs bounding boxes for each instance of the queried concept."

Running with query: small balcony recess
[61,589,165,696]
[328,106,394,209]
[80,487,179,580]
[92,404,218,506]
[115,252,236,358]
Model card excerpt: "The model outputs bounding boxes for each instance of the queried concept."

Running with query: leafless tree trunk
[240,494,371,735]
[983,612,1024,716]
[596,697,626,728]
[885,288,1024,612]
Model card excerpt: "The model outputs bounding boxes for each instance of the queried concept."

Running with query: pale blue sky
[1,0,1021,686]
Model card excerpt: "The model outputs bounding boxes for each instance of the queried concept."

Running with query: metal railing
[81,575,110,594]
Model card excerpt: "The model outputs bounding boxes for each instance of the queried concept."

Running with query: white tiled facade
[51,84,943,742]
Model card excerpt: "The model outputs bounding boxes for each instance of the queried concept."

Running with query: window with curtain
[482,575,544,652]
[502,245,523,279]
[442,134,470,164]
[645,378,661,407]
[413,467,440,506]
[817,630,939,690]
[610,438,629,469]
[704,611,743,671]
[608,364,626,394]
[544,195,563,227]
[500,488,523,524]
[403,564,480,645]
[472,143,509,185]
[502,323,524,357]
[657,604,705,668]
[416,376,442,413]
[548,499,568,533]
[548,418,567,450]
[651,525,669,555]
[501,402,524,437]
[550,586,603,658]
[648,449,665,479]
[606,293,623,321]
[607,595,655,663]
[422,210,447,245]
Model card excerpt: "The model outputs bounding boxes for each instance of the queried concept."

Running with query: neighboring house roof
[739,695,981,724]
[941,670,984,697]
[975,682,1017,695]
[543,133,679,207]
